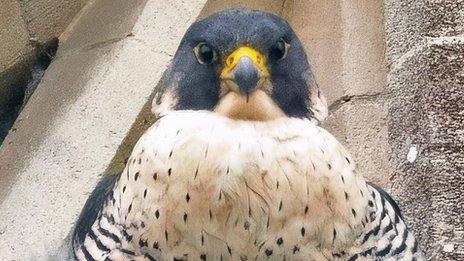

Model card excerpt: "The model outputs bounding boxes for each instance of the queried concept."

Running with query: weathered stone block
[385,0,464,66]
[387,40,464,260]
[284,0,387,105]
[384,0,426,65]
[423,0,464,37]
[284,0,344,105]
[199,0,284,18]
[340,0,387,97]
[18,0,89,44]
[0,0,31,71]
[59,0,146,52]
[0,0,207,258]
[324,99,389,188]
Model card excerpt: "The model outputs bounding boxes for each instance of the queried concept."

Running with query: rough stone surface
[0,0,90,147]
[199,0,285,18]
[0,0,206,259]
[324,99,390,188]
[285,0,389,192]
[283,0,387,105]
[283,0,344,105]
[1,0,461,259]
[0,0,32,72]
[385,0,464,259]
[384,0,464,65]
[388,39,464,260]
[0,0,34,152]
[339,0,387,97]
[0,0,34,110]
[422,1,464,38]
[59,0,147,52]
[18,0,89,44]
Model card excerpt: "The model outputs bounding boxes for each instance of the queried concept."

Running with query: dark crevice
[328,92,389,112]
[0,38,58,146]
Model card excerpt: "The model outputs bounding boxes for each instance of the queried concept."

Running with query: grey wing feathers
[72,173,120,254]
[367,181,404,220]
[355,182,424,260]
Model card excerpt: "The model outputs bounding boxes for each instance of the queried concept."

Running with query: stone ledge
[0,0,206,259]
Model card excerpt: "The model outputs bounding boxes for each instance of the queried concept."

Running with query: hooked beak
[220,47,269,97]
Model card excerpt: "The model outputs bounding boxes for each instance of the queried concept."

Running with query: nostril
[228,57,234,66]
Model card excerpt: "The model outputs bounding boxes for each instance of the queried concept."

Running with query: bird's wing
[367,182,404,220]
[70,111,424,260]
[72,173,120,251]
[342,182,425,260]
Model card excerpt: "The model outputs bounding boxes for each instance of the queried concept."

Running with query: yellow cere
[220,46,270,79]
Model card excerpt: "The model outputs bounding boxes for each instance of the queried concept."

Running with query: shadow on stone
[0,38,58,145]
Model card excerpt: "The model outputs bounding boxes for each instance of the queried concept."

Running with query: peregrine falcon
[71,9,424,260]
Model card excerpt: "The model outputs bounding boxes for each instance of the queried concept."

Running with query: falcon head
[153,9,327,123]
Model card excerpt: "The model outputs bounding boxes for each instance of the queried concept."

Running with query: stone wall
[385,0,464,259]
[200,0,390,188]
[287,1,464,258]
[0,0,206,258]
[0,0,88,142]
[0,0,88,71]
[0,0,462,259]
[283,0,390,190]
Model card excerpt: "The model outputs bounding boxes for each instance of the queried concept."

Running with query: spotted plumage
[72,112,423,260]
[71,8,423,261]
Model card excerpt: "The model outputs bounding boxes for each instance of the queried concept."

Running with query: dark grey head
[154,9,327,122]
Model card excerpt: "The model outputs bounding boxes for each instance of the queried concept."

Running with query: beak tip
[232,56,261,95]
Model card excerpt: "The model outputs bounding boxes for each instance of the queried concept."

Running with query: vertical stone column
[283,0,391,189]
[385,0,464,259]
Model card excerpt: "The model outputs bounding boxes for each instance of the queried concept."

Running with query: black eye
[269,39,288,60]
[195,43,217,64]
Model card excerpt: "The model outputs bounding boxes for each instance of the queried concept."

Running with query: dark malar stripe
[89,228,110,252]
[98,226,121,244]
